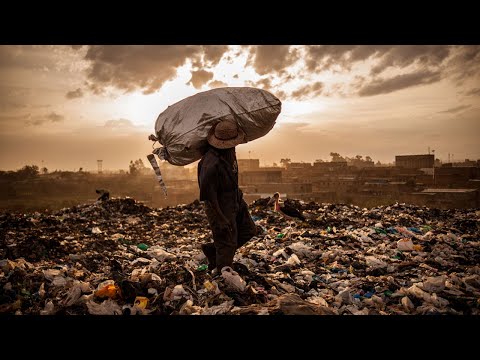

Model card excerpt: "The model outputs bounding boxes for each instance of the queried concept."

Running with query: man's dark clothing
[198,147,257,270]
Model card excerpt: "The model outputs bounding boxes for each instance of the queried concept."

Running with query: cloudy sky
[0,45,479,171]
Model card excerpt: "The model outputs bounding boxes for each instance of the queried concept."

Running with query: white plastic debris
[397,238,415,251]
[131,257,152,266]
[52,276,67,287]
[202,300,235,315]
[63,286,83,307]
[126,216,141,225]
[148,288,158,295]
[307,296,329,307]
[286,254,301,266]
[179,300,202,315]
[40,301,56,315]
[335,289,353,306]
[365,256,388,269]
[146,246,176,262]
[86,299,122,315]
[43,269,63,281]
[288,242,313,258]
[272,248,288,259]
[38,283,46,298]
[163,284,191,302]
[421,276,447,293]
[92,227,102,234]
[401,296,415,312]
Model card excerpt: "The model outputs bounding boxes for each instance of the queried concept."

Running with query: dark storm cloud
[370,46,451,75]
[246,77,273,91]
[81,45,230,94]
[302,46,478,97]
[256,77,272,89]
[274,90,287,100]
[203,45,229,65]
[305,45,369,72]
[247,46,299,75]
[290,82,324,100]
[66,88,84,99]
[208,80,228,89]
[447,46,480,84]
[304,45,451,75]
[438,104,472,114]
[357,70,442,97]
[188,69,214,89]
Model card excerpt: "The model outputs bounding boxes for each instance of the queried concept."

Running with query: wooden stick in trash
[147,154,168,197]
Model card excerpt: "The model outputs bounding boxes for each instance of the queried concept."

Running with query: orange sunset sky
[0,45,479,171]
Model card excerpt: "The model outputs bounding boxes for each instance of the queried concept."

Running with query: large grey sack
[154,87,281,166]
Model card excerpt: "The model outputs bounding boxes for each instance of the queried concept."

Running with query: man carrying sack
[197,120,257,273]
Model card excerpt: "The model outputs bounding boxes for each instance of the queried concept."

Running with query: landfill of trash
[1,197,479,315]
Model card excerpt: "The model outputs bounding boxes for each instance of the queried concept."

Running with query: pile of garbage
[1,197,479,315]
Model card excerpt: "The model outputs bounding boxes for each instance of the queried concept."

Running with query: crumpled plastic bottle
[137,243,149,251]
[197,264,208,271]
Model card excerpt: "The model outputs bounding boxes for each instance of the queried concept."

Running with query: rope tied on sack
[147,134,168,197]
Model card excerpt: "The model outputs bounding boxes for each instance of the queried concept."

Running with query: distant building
[287,162,312,170]
[237,159,260,171]
[313,161,348,171]
[432,166,479,186]
[458,159,478,167]
[239,170,282,185]
[405,188,479,208]
[395,154,434,169]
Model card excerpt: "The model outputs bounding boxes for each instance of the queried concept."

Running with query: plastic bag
[87,299,122,315]
[202,300,235,315]
[40,301,56,315]
[421,276,447,293]
[221,266,247,292]
[152,87,281,166]
[146,246,176,262]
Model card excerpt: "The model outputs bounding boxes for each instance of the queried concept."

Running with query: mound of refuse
[0,197,479,315]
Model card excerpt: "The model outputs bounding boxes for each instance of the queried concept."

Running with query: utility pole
[431,149,435,186]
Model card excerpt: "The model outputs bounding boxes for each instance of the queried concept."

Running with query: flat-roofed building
[237,159,260,171]
[395,154,434,169]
